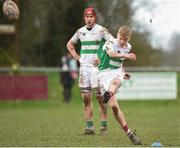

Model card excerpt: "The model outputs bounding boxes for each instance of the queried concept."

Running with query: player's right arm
[66,40,80,61]
[107,49,137,61]
[105,41,136,61]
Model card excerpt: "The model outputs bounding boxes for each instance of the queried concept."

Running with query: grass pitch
[0,72,180,147]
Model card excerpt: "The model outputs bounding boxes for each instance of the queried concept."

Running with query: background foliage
[0,0,179,66]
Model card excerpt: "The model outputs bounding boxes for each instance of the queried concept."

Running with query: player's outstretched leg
[109,96,142,145]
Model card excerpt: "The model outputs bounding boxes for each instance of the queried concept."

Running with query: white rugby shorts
[96,68,125,95]
[79,65,99,88]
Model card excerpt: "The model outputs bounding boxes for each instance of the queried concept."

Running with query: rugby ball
[3,0,20,21]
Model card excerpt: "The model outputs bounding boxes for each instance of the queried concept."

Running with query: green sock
[101,120,107,127]
[86,121,93,128]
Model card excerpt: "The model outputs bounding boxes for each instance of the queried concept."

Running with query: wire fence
[1,66,180,73]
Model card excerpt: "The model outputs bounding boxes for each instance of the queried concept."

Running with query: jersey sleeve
[70,30,79,44]
[120,43,132,61]
[102,27,114,41]
[126,43,132,53]
[104,40,115,52]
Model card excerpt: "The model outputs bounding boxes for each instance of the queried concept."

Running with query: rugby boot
[99,126,107,135]
[83,127,95,135]
[128,131,142,145]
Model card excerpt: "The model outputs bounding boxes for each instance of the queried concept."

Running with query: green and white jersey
[71,24,113,66]
[98,38,131,70]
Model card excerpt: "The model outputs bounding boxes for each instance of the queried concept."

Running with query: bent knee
[94,88,102,102]
[82,93,91,106]
[94,87,101,96]
[111,78,121,87]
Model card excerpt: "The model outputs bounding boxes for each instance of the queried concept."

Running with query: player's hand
[126,53,137,61]
[93,58,100,66]
[124,72,131,80]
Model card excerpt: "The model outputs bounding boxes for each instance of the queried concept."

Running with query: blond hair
[118,26,132,40]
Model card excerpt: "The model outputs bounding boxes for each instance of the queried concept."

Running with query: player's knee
[82,93,91,106]
[112,78,121,87]
[96,95,102,103]
[95,87,101,96]
[95,88,102,101]
[83,98,90,106]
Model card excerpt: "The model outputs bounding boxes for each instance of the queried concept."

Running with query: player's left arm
[66,40,80,61]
